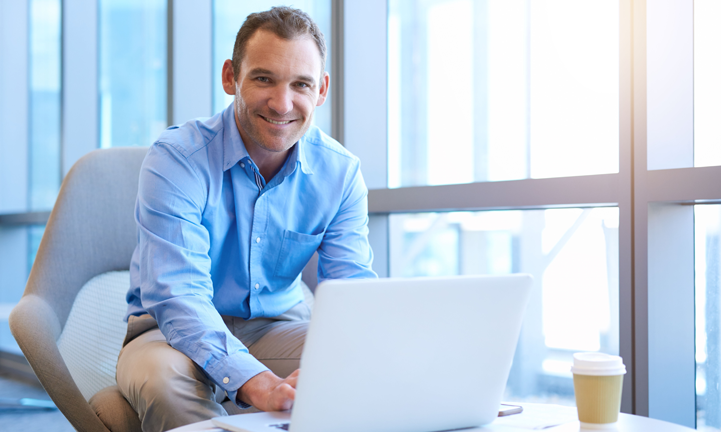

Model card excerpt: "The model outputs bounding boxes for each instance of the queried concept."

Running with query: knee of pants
[120,339,218,416]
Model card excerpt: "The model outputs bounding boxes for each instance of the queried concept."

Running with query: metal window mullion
[635,0,716,427]
[0,212,51,226]
[331,0,344,143]
[61,0,98,176]
[618,0,634,415]
[167,0,173,126]
[631,0,650,418]
[368,173,625,214]
[645,166,721,203]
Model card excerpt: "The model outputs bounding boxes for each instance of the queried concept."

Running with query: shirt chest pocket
[273,229,324,279]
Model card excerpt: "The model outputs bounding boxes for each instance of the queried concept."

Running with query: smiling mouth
[260,115,293,125]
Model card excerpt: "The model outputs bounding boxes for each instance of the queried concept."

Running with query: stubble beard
[234,96,314,154]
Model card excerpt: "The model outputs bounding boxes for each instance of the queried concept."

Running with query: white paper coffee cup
[571,352,626,430]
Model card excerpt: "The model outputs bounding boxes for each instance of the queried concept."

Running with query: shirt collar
[221,103,314,176]
[285,135,314,176]
[222,103,250,171]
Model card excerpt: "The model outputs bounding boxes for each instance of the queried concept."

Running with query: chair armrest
[9,294,111,432]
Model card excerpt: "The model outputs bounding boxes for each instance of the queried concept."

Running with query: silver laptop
[213,274,533,432]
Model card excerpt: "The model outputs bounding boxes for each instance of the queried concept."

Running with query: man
[116,7,376,431]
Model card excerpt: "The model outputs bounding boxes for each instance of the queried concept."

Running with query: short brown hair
[231,6,327,81]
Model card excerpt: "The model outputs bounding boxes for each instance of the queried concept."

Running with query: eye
[255,76,270,83]
[295,82,310,89]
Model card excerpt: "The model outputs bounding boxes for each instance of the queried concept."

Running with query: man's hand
[237,369,299,411]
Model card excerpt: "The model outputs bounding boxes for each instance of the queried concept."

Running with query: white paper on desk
[492,404,579,430]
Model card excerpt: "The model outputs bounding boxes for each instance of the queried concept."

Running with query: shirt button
[223,377,229,384]
[256,237,261,243]
[255,283,260,289]
[240,162,245,168]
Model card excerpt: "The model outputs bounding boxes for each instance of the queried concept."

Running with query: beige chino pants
[116,302,311,432]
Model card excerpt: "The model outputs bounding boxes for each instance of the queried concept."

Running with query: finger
[285,373,299,388]
[278,397,294,411]
[279,383,296,400]
[271,384,296,411]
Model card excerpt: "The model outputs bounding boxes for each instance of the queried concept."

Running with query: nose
[267,85,293,116]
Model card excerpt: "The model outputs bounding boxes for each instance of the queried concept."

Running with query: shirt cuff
[205,350,269,408]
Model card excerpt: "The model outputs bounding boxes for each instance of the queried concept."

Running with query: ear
[316,72,330,107]
[221,59,236,96]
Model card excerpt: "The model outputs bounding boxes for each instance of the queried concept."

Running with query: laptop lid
[289,274,533,432]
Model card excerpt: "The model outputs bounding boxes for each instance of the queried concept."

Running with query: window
[384,0,622,404]
[694,2,721,429]
[347,0,720,425]
[694,0,721,168]
[696,204,721,431]
[27,0,61,283]
[390,208,619,403]
[0,0,62,355]
[387,0,619,188]
[29,0,62,211]
[99,0,167,148]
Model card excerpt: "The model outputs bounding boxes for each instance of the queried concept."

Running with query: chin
[262,131,304,151]
[263,144,293,153]
[258,138,297,153]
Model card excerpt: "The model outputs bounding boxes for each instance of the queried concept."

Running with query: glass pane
[389,207,620,403]
[388,0,619,188]
[29,0,61,210]
[694,0,721,168]
[212,0,332,134]
[0,225,32,354]
[99,0,167,148]
[695,204,721,431]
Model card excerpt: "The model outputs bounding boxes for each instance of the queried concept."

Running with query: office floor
[0,371,73,432]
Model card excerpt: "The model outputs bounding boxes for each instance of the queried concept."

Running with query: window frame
[343,0,721,426]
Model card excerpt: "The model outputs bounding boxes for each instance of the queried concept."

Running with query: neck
[250,147,290,182]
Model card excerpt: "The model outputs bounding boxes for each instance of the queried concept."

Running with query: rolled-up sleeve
[136,143,267,406]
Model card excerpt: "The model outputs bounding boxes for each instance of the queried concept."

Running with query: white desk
[168,403,695,432]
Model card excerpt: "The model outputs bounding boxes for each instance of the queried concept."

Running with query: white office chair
[10,147,315,431]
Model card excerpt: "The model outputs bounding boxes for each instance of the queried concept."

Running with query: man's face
[222,30,329,156]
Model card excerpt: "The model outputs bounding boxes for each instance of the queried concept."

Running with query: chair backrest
[10,147,147,432]
[25,147,147,326]
[57,270,132,401]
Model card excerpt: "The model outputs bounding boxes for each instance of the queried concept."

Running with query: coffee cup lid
[571,352,626,376]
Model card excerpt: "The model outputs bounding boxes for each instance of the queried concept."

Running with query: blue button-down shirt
[125,103,376,405]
